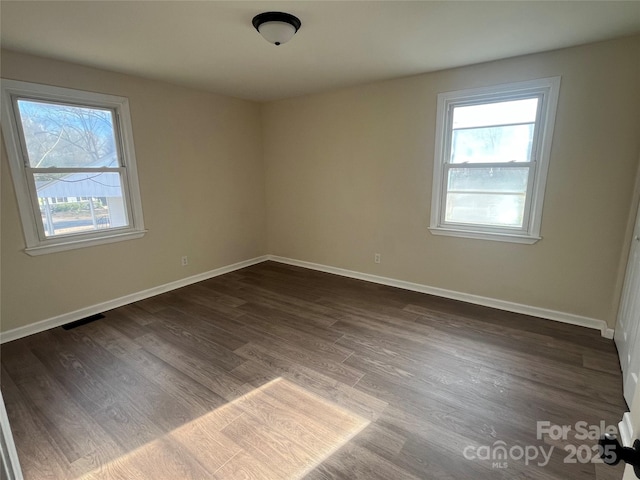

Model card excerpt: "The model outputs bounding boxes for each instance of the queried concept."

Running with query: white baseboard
[267,255,613,338]
[1,253,614,343]
[619,412,634,447]
[0,255,269,344]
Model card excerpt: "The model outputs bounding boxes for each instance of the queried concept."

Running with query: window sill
[429,226,541,244]
[25,229,147,256]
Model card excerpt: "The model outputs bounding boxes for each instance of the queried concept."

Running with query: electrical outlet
[374,253,381,264]
[181,256,188,266]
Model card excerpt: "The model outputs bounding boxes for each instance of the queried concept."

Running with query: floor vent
[62,313,105,330]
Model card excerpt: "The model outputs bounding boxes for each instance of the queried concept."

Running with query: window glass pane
[35,172,128,237]
[445,192,525,227]
[445,167,528,227]
[448,167,529,193]
[16,99,118,168]
[451,124,534,163]
[452,98,538,129]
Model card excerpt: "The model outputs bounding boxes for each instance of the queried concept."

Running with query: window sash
[439,162,537,232]
[452,121,535,132]
[11,96,124,169]
[24,166,134,241]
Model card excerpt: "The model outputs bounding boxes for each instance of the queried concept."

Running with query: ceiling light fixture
[252,11,301,46]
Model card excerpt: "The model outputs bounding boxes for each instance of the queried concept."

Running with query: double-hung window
[1,80,146,255]
[430,77,561,243]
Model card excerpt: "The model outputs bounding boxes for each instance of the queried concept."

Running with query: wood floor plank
[337,314,618,407]
[213,450,282,480]
[101,310,150,340]
[261,379,371,435]
[308,442,419,480]
[117,304,157,326]
[233,379,368,456]
[157,299,250,345]
[404,302,613,360]
[402,294,613,350]
[237,312,353,362]
[165,415,242,473]
[239,301,339,334]
[135,333,253,402]
[48,327,203,433]
[234,342,387,420]
[88,322,229,415]
[170,287,249,319]
[144,307,245,371]
[152,306,248,351]
[350,422,407,459]
[77,457,146,480]
[1,261,626,480]
[234,325,363,386]
[1,341,122,466]
[202,277,346,327]
[1,367,72,480]
[221,412,316,478]
[27,331,121,416]
[230,360,281,387]
[583,353,623,374]
[186,282,247,309]
[112,436,214,479]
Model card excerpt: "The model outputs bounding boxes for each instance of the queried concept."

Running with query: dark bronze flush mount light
[252,11,302,46]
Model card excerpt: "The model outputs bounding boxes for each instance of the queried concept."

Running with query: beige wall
[263,36,640,328]
[1,50,267,333]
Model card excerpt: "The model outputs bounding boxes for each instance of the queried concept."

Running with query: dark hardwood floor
[1,261,627,479]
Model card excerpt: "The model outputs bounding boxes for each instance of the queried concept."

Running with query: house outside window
[1,79,146,255]
[429,77,561,244]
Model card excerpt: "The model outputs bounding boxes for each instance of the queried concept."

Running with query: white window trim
[1,79,146,255]
[429,77,561,244]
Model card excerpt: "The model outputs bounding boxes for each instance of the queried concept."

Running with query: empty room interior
[1,1,640,479]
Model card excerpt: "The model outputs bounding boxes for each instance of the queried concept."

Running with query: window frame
[429,77,561,244]
[1,79,146,255]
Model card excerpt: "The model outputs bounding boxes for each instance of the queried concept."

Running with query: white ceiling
[1,1,639,102]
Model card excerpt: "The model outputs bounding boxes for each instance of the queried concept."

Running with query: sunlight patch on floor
[78,377,370,479]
